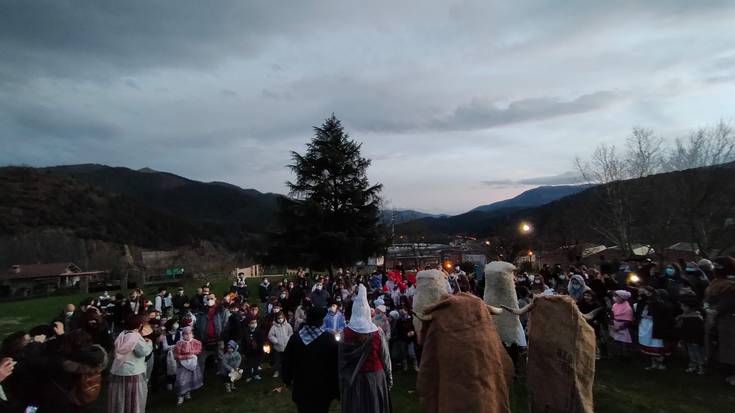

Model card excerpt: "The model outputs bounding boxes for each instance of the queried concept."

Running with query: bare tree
[626,127,664,178]
[665,119,735,171]
[575,144,633,255]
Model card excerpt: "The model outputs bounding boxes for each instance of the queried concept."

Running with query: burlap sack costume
[526,295,595,413]
[417,293,513,413]
[484,261,526,346]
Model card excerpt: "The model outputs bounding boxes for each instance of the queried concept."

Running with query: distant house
[0,263,108,298]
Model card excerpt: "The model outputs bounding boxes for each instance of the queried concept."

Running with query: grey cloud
[0,1,329,83]
[431,91,623,132]
[5,102,120,141]
[482,171,582,188]
[125,79,141,90]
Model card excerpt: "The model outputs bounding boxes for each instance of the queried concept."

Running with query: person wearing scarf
[282,306,339,413]
[109,315,153,413]
[173,326,203,405]
[338,284,392,413]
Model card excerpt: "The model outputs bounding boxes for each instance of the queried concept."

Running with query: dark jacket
[193,305,228,346]
[172,294,189,312]
[222,312,245,344]
[636,293,678,340]
[282,332,339,408]
[259,282,272,302]
[241,328,265,358]
[310,289,331,309]
[675,311,705,345]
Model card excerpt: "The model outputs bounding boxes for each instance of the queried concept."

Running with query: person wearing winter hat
[282,306,339,413]
[218,340,242,393]
[339,284,392,413]
[609,290,634,359]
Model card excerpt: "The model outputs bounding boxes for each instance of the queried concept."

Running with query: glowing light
[263,344,271,354]
[445,262,453,269]
[484,240,491,246]
[528,250,534,256]
[628,273,640,283]
[335,333,342,342]
[520,223,532,233]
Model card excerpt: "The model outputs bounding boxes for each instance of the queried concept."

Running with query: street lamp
[520,222,532,234]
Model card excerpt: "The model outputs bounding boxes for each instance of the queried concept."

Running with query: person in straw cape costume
[504,294,599,413]
[413,269,513,413]
[338,284,392,413]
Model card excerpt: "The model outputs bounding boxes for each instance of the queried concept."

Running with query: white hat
[348,285,378,334]
[376,304,387,313]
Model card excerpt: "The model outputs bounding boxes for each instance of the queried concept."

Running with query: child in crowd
[161,319,181,391]
[676,295,706,375]
[610,290,634,358]
[219,340,243,392]
[322,302,346,338]
[267,312,293,378]
[242,319,265,382]
[173,326,203,405]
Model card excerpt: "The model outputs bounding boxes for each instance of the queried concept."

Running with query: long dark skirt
[341,370,392,413]
[108,374,147,413]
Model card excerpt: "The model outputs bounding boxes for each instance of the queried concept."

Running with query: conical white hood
[348,284,378,334]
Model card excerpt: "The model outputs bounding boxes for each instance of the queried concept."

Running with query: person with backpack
[109,315,153,413]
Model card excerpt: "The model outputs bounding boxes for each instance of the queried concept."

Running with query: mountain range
[0,163,611,258]
[470,184,590,213]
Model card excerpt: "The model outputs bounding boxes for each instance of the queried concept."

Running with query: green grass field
[2,275,734,412]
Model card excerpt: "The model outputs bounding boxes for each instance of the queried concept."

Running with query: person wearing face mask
[322,302,346,338]
[259,278,273,304]
[636,287,677,370]
[310,282,331,309]
[57,304,77,333]
[658,263,684,298]
[241,320,265,382]
[79,307,113,352]
[278,290,292,314]
[171,287,188,317]
[530,275,549,295]
[568,274,588,303]
[173,327,203,406]
[268,312,293,378]
[161,319,181,391]
[192,294,228,375]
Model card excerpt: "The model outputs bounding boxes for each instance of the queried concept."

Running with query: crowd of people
[0,256,734,412]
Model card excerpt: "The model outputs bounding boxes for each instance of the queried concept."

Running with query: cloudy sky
[2,1,735,214]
